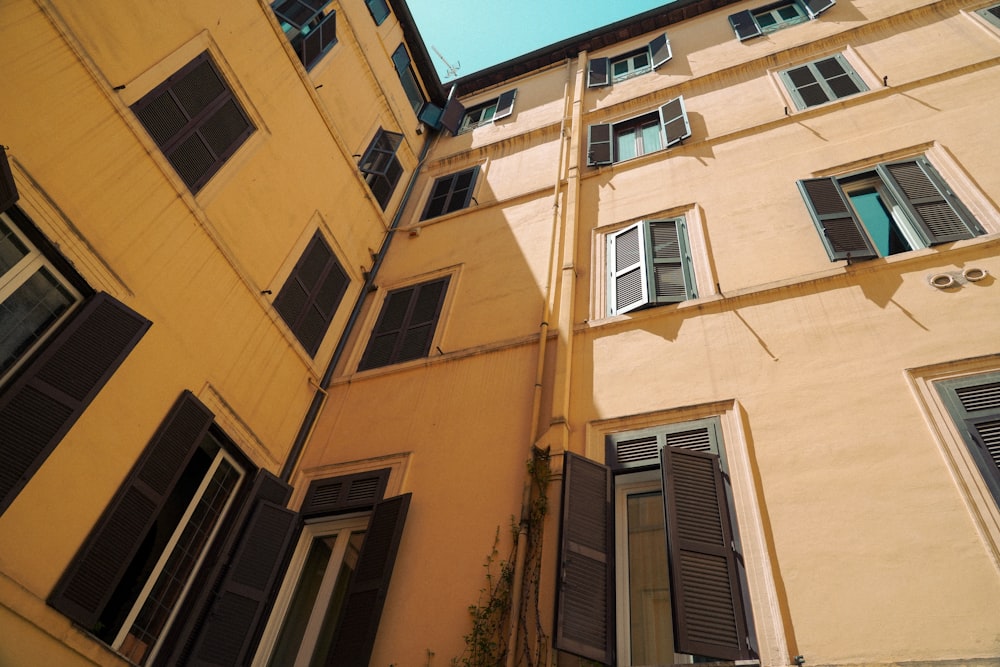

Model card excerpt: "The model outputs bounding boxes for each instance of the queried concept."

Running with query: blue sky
[406,0,678,80]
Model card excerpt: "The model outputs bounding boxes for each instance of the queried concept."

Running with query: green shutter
[797,177,877,261]
[877,157,982,244]
[647,219,696,304]
[938,374,1000,508]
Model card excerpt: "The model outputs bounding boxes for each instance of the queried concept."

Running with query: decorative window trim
[587,33,671,88]
[974,3,1000,30]
[730,0,835,41]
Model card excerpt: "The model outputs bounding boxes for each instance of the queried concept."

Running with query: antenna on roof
[431,45,461,79]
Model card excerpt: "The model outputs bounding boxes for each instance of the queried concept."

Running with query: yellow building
[2,1,1000,666]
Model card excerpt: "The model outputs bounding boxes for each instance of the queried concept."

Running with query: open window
[457,89,517,133]
[588,33,671,87]
[359,129,404,209]
[729,0,835,41]
[587,96,690,166]
[606,218,697,316]
[271,0,338,69]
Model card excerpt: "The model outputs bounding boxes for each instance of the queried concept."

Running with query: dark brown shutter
[588,57,610,88]
[493,89,517,121]
[358,277,449,371]
[300,468,390,518]
[649,33,672,69]
[587,124,613,166]
[877,158,982,244]
[187,500,299,667]
[0,293,151,517]
[325,493,412,666]
[802,0,836,17]
[797,177,877,261]
[729,10,762,40]
[440,96,467,135]
[48,390,212,628]
[662,447,749,661]
[273,232,349,356]
[659,96,691,147]
[0,146,18,212]
[554,453,614,665]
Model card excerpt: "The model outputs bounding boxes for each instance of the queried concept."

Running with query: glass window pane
[308,530,365,667]
[627,491,674,665]
[0,219,29,275]
[0,267,74,374]
[269,536,337,666]
[640,123,661,155]
[616,129,637,161]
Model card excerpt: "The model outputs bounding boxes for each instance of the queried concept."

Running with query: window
[422,167,479,219]
[587,96,690,166]
[273,232,349,356]
[1,202,150,518]
[359,130,404,210]
[938,373,1000,508]
[607,218,697,316]
[358,276,449,371]
[729,0,835,41]
[458,89,517,133]
[365,0,390,25]
[977,4,1000,28]
[780,54,867,110]
[555,420,755,664]
[48,392,247,666]
[131,52,254,193]
[254,470,410,667]
[798,156,984,262]
[392,44,426,116]
[588,33,671,88]
[272,0,338,69]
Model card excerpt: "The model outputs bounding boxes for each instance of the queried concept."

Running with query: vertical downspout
[505,57,575,667]
[281,131,437,481]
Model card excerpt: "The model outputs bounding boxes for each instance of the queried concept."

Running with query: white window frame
[253,514,370,667]
[459,100,499,133]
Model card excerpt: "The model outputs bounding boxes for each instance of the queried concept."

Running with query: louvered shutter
[440,96,467,135]
[587,124,613,166]
[0,146,18,212]
[802,0,836,18]
[554,453,614,665]
[649,33,672,69]
[797,177,877,261]
[659,96,691,147]
[0,293,151,517]
[187,500,300,666]
[326,493,411,666]
[48,390,211,628]
[661,447,750,661]
[939,376,1000,508]
[273,232,349,356]
[588,57,610,88]
[493,89,517,121]
[365,0,390,24]
[358,277,449,370]
[877,158,981,245]
[607,222,650,315]
[300,468,390,518]
[648,219,696,305]
[729,10,762,41]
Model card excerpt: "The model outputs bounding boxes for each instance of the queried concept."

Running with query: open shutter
[797,177,877,261]
[300,468,390,518]
[418,102,443,128]
[326,493,412,666]
[440,96,466,135]
[554,453,614,665]
[48,390,211,628]
[659,96,691,147]
[0,146,18,212]
[607,222,650,315]
[649,33,672,69]
[587,124,613,166]
[877,158,981,245]
[0,293,151,517]
[588,57,610,88]
[662,447,750,661]
[802,0,836,18]
[391,44,410,72]
[493,89,518,121]
[648,219,696,304]
[729,10,762,41]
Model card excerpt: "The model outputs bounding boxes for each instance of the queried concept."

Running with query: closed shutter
[797,177,877,261]
[358,277,449,370]
[391,44,410,72]
[0,293,151,517]
[365,0,390,24]
[493,89,518,121]
[0,146,18,212]
[326,493,412,666]
[649,33,672,69]
[588,57,610,88]
[273,232,349,356]
[554,453,613,664]
[659,96,691,147]
[422,167,479,219]
[938,375,1000,508]
[648,219,696,304]
[877,158,981,245]
[729,10,762,41]
[48,390,212,628]
[607,222,650,315]
[802,0,836,18]
[661,447,750,661]
[587,124,613,166]
[300,468,390,518]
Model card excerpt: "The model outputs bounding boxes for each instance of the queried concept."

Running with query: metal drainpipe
[281,129,438,481]
[505,57,574,667]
